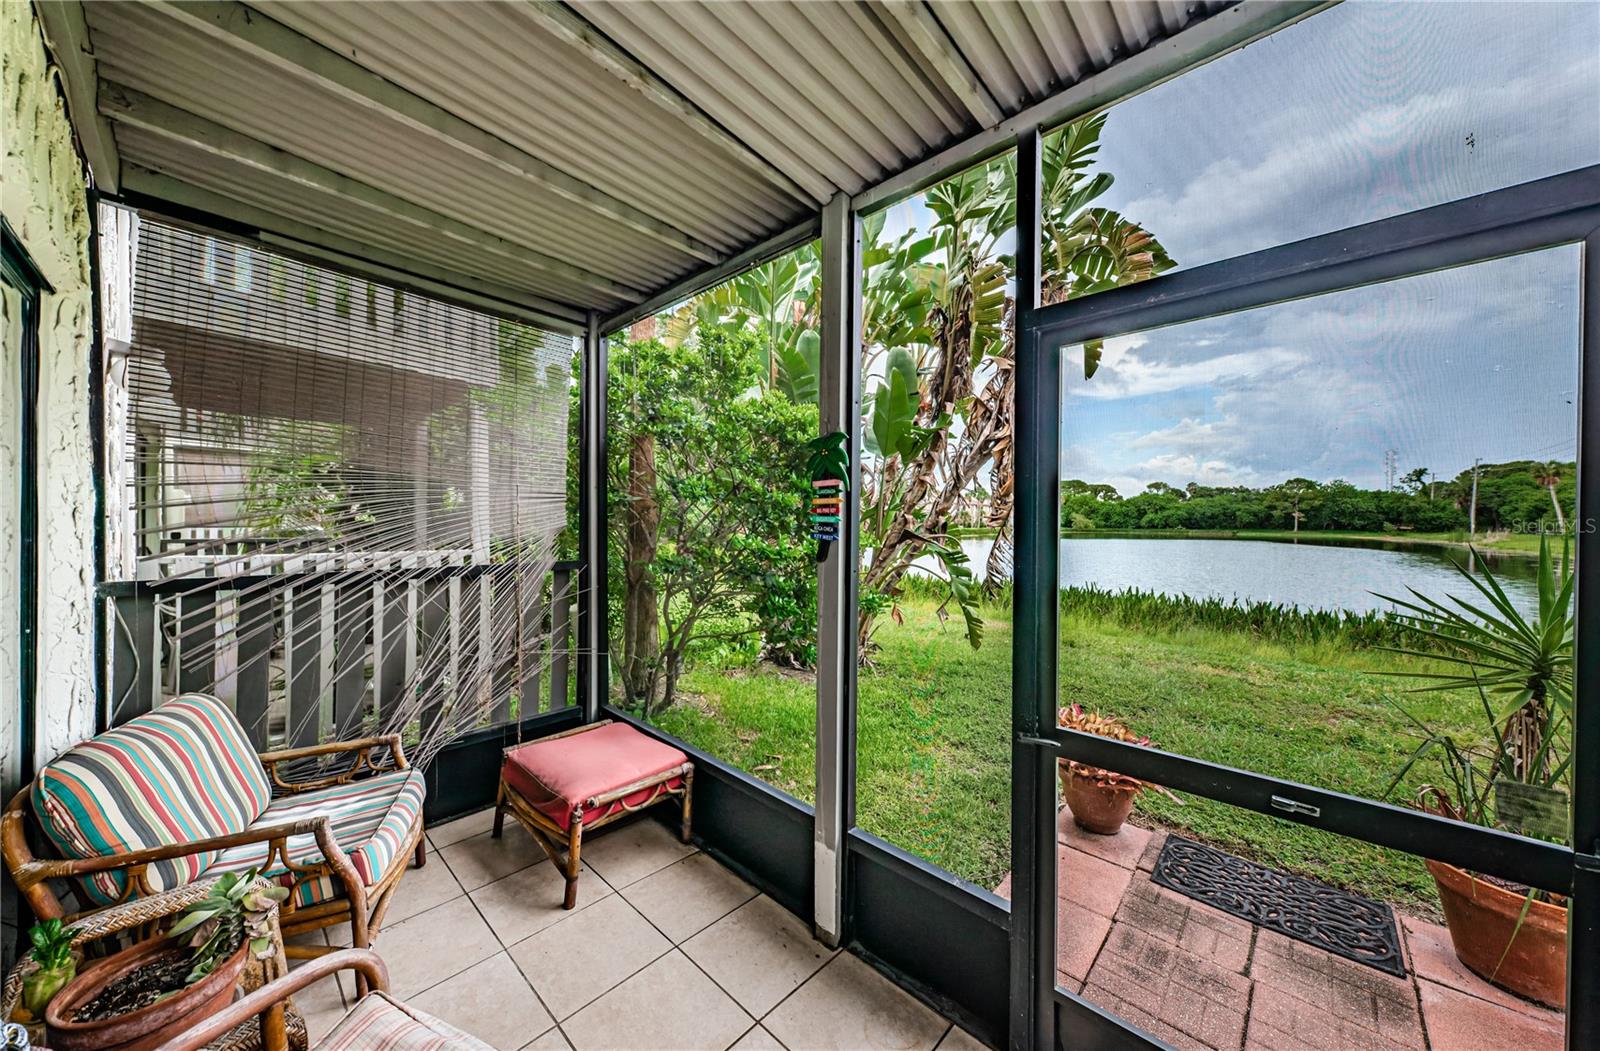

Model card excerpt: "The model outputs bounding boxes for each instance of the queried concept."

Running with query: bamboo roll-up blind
[111,214,576,756]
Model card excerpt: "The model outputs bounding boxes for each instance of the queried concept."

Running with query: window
[201,237,252,293]
[1054,246,1580,910]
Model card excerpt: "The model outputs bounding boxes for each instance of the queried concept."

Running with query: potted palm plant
[1057,705,1179,834]
[44,871,287,1050]
[1378,537,1574,1008]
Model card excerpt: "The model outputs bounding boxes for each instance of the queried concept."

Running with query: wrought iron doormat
[1150,835,1406,977]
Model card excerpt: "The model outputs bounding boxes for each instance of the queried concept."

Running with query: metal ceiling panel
[116,127,616,311]
[65,0,1279,322]
[253,0,808,242]
[89,3,685,297]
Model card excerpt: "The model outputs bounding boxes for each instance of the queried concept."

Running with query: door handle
[1270,795,1322,818]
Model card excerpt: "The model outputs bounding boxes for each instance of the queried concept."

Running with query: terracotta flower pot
[46,935,249,1051]
[1060,761,1138,835]
[1427,858,1567,1009]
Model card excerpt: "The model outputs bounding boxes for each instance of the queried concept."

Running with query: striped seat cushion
[316,992,494,1051]
[31,694,272,904]
[209,769,425,907]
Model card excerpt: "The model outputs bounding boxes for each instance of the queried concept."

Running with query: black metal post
[87,193,110,733]
[1032,166,1600,353]
[1567,230,1600,1051]
[1010,127,1058,1051]
[578,311,609,722]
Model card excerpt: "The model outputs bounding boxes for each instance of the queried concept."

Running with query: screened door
[1006,9,1600,1040]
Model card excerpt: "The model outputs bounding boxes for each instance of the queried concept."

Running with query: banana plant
[664,242,821,393]
[774,330,820,404]
[857,113,1174,650]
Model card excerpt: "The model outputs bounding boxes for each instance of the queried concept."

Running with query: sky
[886,1,1600,496]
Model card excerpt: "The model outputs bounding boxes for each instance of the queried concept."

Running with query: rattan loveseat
[1,694,425,961]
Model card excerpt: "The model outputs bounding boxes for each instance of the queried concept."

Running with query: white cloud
[1101,8,1599,268]
[1129,453,1261,489]
[1070,334,1305,400]
[1048,5,1591,498]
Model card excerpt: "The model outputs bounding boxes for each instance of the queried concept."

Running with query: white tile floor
[290,810,988,1051]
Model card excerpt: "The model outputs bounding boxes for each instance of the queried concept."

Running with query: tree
[1265,478,1321,533]
[1447,460,1574,533]
[1400,466,1429,496]
[618,319,661,703]
[661,242,822,401]
[1534,461,1567,533]
[643,112,1173,657]
[608,330,817,714]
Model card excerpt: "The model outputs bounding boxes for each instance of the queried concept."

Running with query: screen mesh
[113,214,575,761]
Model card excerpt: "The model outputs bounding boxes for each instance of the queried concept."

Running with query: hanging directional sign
[806,432,849,561]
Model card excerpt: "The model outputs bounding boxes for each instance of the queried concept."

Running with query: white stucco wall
[2,1,99,774]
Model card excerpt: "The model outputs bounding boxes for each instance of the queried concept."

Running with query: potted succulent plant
[1378,537,1573,1008]
[19,919,77,1021]
[44,871,287,1051]
[1056,705,1179,834]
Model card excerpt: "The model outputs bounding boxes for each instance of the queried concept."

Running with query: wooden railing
[103,561,581,749]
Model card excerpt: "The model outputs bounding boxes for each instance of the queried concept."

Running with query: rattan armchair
[157,949,496,1051]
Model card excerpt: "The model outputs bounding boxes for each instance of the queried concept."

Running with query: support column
[1009,128,1058,1051]
[815,192,861,946]
[1566,229,1600,1051]
[579,313,609,722]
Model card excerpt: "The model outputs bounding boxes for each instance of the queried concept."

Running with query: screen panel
[1056,1,1600,284]
[110,213,577,757]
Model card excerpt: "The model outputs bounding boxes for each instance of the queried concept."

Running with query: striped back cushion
[31,694,272,904]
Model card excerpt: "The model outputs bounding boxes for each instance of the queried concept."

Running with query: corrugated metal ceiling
[72,0,1254,325]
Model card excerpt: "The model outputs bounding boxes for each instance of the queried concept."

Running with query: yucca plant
[1377,537,1574,1004]
[1376,535,1574,832]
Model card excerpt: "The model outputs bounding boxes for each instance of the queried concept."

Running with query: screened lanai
[9,1,1600,1050]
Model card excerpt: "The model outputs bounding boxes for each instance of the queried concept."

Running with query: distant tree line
[1060,459,1576,535]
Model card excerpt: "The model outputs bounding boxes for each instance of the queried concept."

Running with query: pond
[921,535,1545,618]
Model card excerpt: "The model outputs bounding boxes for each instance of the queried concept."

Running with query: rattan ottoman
[493,721,693,908]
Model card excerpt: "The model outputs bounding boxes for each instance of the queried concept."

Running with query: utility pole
[1429,471,1437,502]
[1468,458,1483,537]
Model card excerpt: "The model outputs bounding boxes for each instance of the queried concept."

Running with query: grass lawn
[653,596,1487,916]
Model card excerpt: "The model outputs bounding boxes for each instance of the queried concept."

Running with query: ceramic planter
[45,935,249,1051]
[1060,760,1138,835]
[1427,858,1567,1009]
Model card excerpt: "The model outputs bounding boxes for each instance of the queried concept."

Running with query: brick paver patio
[996,814,1564,1051]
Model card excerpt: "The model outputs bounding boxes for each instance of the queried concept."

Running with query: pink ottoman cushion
[502,723,688,830]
